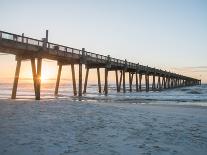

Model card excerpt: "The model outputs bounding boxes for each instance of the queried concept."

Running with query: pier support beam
[129,72,133,92]
[165,77,168,88]
[152,75,156,91]
[167,77,170,89]
[175,78,177,87]
[55,63,62,96]
[163,77,167,89]
[115,70,119,92]
[83,68,89,94]
[78,63,82,97]
[157,76,161,90]
[162,76,166,89]
[36,58,42,100]
[118,70,122,92]
[11,59,22,99]
[147,75,149,91]
[78,48,86,97]
[136,72,138,92]
[145,74,149,92]
[71,64,77,96]
[159,76,163,90]
[104,68,108,95]
[175,79,177,87]
[170,78,173,88]
[97,68,101,93]
[178,79,181,87]
[31,58,37,96]
[139,74,142,91]
[123,70,126,93]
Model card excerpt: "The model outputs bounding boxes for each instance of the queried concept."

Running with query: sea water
[0,78,206,106]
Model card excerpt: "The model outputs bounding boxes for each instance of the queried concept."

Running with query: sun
[40,74,48,83]
[21,60,57,83]
[40,64,56,83]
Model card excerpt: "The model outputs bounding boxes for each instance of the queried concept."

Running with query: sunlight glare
[21,60,57,83]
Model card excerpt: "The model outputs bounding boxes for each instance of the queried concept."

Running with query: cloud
[171,66,207,72]
[191,66,207,69]
[169,66,207,83]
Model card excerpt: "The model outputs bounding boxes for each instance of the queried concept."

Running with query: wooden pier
[0,30,201,100]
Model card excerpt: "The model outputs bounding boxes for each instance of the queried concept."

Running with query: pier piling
[97,68,101,93]
[83,68,89,94]
[71,64,77,96]
[104,68,108,95]
[115,70,119,92]
[35,58,42,100]
[11,59,21,99]
[55,63,62,95]
[31,58,37,96]
[136,72,138,92]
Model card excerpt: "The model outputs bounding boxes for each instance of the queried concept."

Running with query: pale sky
[0,0,207,83]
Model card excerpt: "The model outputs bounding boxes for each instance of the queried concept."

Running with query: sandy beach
[0,99,207,155]
[1,0,206,154]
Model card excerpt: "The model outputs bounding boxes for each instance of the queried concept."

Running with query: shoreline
[1,98,207,108]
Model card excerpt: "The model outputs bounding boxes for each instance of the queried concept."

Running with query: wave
[0,82,207,106]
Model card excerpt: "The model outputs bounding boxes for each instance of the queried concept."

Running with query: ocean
[0,79,207,106]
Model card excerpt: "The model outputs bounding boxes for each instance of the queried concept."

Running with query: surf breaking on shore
[0,81,207,105]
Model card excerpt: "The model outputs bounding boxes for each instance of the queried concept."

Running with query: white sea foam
[1,81,206,106]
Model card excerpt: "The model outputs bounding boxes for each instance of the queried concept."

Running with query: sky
[0,0,207,83]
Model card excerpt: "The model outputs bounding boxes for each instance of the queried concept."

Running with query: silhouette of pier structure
[0,30,201,100]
